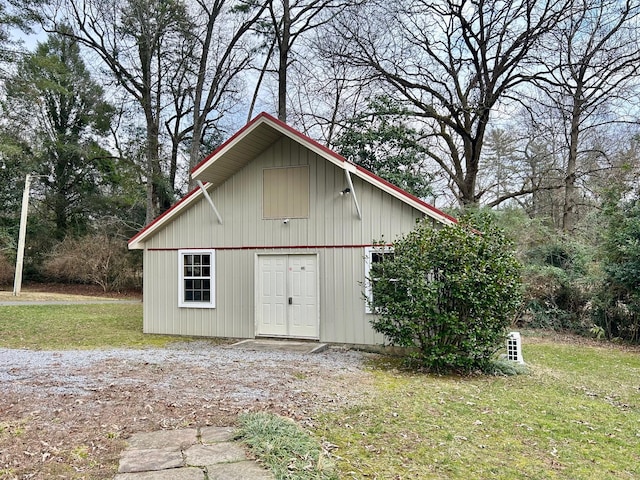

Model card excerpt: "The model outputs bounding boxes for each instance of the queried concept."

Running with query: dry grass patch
[0,290,115,302]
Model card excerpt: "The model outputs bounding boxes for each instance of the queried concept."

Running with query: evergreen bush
[368,212,522,373]
[593,190,640,343]
[520,247,592,332]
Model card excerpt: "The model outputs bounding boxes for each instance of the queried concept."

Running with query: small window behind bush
[364,246,394,313]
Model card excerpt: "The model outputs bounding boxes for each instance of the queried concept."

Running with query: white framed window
[364,246,394,314]
[178,249,215,308]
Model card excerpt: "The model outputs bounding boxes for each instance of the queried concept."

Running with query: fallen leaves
[0,347,370,479]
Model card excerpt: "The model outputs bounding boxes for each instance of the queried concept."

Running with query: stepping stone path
[114,426,274,480]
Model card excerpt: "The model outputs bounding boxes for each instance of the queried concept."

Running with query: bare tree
[288,28,376,143]
[484,107,569,221]
[250,0,349,122]
[474,111,568,213]
[333,0,571,207]
[182,0,268,178]
[534,0,640,231]
[515,99,640,231]
[40,0,191,224]
[479,128,525,205]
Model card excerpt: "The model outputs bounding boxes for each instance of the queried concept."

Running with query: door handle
[288,297,292,305]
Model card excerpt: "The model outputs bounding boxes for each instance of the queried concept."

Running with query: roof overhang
[191,112,354,186]
[128,184,208,250]
[129,112,456,249]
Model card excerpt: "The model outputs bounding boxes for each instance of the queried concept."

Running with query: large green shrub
[489,208,597,333]
[593,191,640,342]
[368,213,522,373]
[521,241,594,331]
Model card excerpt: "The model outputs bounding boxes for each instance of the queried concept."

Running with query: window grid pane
[366,247,394,314]
[183,253,212,303]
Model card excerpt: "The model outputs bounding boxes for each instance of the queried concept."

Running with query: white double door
[256,254,319,339]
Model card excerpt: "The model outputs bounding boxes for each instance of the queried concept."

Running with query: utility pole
[13,174,33,296]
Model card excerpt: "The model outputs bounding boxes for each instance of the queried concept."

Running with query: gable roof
[128,112,456,249]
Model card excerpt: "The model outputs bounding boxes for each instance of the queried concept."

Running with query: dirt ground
[0,284,373,479]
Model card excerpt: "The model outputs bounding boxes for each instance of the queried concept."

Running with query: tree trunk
[189,120,204,186]
[139,22,165,224]
[563,99,582,232]
[142,84,161,224]
[145,118,160,224]
[247,38,276,123]
[277,0,291,122]
[458,111,487,207]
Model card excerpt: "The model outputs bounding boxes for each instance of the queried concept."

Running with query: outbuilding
[128,113,456,346]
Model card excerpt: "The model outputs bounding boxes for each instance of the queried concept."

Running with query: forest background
[0,0,639,342]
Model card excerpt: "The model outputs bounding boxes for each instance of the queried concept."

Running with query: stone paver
[200,426,235,443]
[117,447,183,473]
[126,428,198,449]
[185,443,247,466]
[207,460,274,480]
[230,338,328,354]
[114,426,275,480]
[114,467,204,480]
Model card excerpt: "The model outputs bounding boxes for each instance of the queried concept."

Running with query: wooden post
[13,174,32,296]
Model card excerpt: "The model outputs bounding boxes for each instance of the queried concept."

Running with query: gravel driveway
[0,342,372,479]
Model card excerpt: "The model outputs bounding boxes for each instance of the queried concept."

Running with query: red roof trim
[191,112,348,175]
[191,113,269,174]
[193,111,455,224]
[354,165,458,224]
[127,185,203,246]
[255,113,349,166]
[252,114,456,224]
[132,112,457,247]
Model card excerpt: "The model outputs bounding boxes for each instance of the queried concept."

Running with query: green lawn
[0,303,196,349]
[314,337,640,479]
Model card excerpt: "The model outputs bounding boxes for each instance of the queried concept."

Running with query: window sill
[178,303,216,309]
